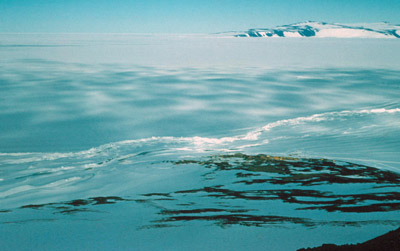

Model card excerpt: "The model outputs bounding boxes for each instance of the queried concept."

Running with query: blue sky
[0,0,399,33]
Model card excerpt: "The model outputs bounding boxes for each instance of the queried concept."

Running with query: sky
[0,0,399,33]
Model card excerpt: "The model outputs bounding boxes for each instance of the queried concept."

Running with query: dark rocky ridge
[298,227,400,251]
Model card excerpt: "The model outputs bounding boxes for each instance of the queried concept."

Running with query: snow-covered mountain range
[228,21,400,38]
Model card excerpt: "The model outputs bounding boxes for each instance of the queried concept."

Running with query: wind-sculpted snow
[2,60,400,153]
[231,21,400,38]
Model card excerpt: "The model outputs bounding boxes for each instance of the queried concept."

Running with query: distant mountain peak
[230,21,400,38]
